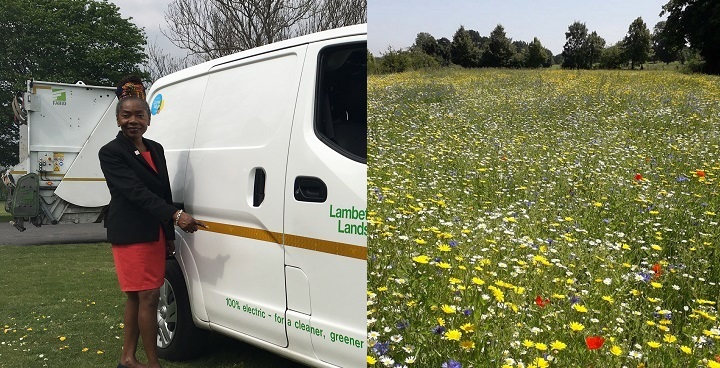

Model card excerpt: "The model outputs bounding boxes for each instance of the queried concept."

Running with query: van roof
[148,24,367,92]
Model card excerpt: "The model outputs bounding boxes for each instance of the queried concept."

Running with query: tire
[157,259,210,361]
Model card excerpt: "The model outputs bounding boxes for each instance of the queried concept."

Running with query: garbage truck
[2,24,367,368]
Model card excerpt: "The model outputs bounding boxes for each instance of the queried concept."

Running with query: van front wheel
[157,259,208,360]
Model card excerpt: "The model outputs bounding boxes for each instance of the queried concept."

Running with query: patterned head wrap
[115,81,146,100]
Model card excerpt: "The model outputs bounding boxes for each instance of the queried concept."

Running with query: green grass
[368,69,720,367]
[0,243,303,367]
[0,200,10,223]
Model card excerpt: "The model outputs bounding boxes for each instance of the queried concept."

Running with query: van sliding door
[182,45,308,347]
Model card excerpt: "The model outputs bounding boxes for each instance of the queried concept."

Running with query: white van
[3,24,367,368]
[145,25,367,368]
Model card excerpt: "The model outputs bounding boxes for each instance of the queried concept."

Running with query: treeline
[368,25,554,74]
[369,0,720,74]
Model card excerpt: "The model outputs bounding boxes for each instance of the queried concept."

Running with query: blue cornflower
[449,240,458,248]
[462,309,472,316]
[441,359,462,368]
[373,341,389,356]
[569,295,581,305]
[431,325,446,335]
[396,320,409,330]
[637,272,652,282]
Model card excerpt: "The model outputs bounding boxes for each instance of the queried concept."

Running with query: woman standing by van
[99,76,206,368]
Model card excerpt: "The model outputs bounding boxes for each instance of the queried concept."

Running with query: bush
[371,48,441,74]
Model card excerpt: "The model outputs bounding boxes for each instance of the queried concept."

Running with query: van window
[315,43,367,162]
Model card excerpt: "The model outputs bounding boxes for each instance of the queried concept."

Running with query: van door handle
[294,176,327,203]
[253,168,266,207]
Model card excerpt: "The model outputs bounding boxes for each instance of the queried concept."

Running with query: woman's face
[117,99,149,141]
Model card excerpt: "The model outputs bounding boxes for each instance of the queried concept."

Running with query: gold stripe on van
[32,85,52,93]
[198,220,366,260]
[9,171,27,175]
[200,220,282,244]
[61,178,106,181]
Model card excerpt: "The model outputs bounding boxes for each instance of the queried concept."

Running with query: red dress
[111,151,166,292]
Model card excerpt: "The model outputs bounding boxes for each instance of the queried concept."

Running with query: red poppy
[634,173,643,181]
[585,336,605,350]
[535,295,550,308]
[651,263,663,279]
[697,169,706,177]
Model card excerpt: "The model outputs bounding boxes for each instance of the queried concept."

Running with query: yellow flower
[532,357,550,368]
[651,282,663,289]
[647,341,661,348]
[438,244,452,252]
[573,304,588,313]
[460,340,475,350]
[437,262,452,269]
[440,304,456,314]
[414,238,427,245]
[610,345,622,356]
[523,339,535,348]
[651,244,663,251]
[680,345,692,354]
[412,255,430,264]
[472,277,485,285]
[569,322,585,331]
[437,317,445,326]
[367,355,377,364]
[550,340,567,350]
[449,277,462,285]
[708,361,720,368]
[59,336,66,341]
[602,295,615,303]
[444,329,462,341]
[663,334,677,343]
[535,342,548,351]
[460,323,475,333]
[377,286,388,292]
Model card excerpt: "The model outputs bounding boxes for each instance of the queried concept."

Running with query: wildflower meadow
[367,69,720,368]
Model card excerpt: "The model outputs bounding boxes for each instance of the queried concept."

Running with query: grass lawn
[0,243,303,368]
[0,200,10,223]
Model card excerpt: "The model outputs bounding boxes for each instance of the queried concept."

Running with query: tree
[562,22,589,69]
[485,24,514,67]
[661,0,720,73]
[436,37,452,66]
[413,32,438,56]
[144,41,197,83]
[600,43,627,69]
[467,30,489,51]
[651,21,678,64]
[451,26,481,68]
[585,31,606,68]
[163,0,366,61]
[526,38,549,68]
[622,17,652,69]
[0,0,147,168]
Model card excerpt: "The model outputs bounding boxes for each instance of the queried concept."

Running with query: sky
[368,0,669,56]
[108,0,187,59]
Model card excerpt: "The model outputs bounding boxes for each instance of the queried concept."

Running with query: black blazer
[99,131,177,244]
